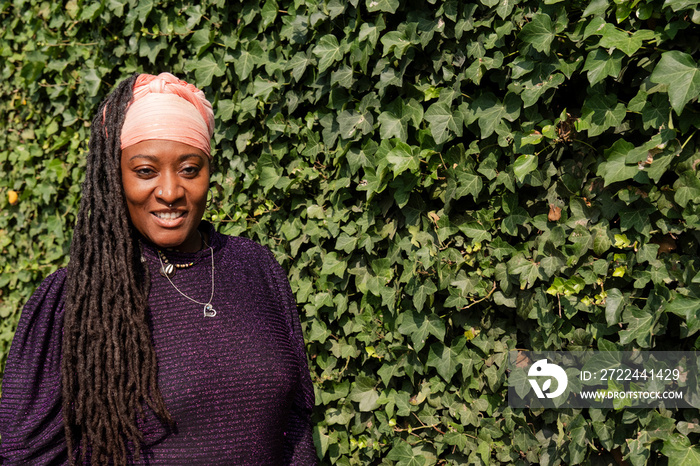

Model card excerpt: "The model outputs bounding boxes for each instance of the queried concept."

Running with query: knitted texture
[0,226,317,465]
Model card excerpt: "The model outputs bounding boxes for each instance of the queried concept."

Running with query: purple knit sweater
[0,226,317,465]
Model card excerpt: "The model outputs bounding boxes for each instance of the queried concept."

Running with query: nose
[156,172,184,206]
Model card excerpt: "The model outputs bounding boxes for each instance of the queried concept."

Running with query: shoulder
[213,232,295,302]
[218,232,271,255]
[22,268,68,313]
[215,232,284,271]
[13,268,67,344]
[18,268,67,325]
[0,269,68,463]
[27,268,67,303]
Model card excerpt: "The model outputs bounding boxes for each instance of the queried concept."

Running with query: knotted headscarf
[120,73,215,157]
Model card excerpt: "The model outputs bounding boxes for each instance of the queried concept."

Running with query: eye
[181,165,201,177]
[135,167,156,177]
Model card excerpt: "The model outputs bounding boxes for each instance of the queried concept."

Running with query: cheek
[122,181,149,206]
[193,184,209,210]
[192,175,210,203]
[121,174,153,210]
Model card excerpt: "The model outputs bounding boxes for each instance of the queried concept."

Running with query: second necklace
[158,243,217,318]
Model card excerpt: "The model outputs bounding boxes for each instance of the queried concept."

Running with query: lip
[151,210,187,228]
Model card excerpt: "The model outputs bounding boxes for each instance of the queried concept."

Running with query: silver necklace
[158,231,203,278]
[158,241,217,318]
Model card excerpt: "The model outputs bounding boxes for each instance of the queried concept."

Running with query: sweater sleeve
[0,269,68,465]
[267,253,318,466]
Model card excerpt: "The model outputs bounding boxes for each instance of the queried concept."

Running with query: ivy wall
[2,0,700,463]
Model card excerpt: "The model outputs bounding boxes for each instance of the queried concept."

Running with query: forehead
[121,139,208,164]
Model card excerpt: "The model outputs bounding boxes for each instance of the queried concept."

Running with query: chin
[149,233,188,250]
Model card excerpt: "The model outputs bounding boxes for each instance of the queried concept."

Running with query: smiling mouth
[154,211,186,220]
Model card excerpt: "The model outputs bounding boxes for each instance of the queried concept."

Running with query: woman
[0,73,317,465]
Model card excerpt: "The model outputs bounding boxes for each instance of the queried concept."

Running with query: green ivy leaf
[665,295,700,337]
[424,102,464,144]
[507,255,541,289]
[443,431,469,451]
[512,154,538,183]
[377,358,406,387]
[626,433,651,466]
[596,139,640,186]
[605,288,624,325]
[427,338,467,382]
[663,0,700,12]
[366,0,400,13]
[474,93,521,138]
[312,426,330,459]
[285,52,310,81]
[569,419,591,464]
[410,277,438,312]
[519,13,556,55]
[312,35,344,73]
[234,41,264,80]
[359,21,382,47]
[381,31,412,58]
[496,0,518,19]
[459,222,492,242]
[450,170,483,201]
[132,0,153,24]
[252,77,279,101]
[335,233,358,253]
[188,53,226,86]
[579,91,627,136]
[650,50,700,114]
[189,27,212,56]
[641,93,672,130]
[139,38,168,64]
[398,310,446,351]
[378,110,405,140]
[619,306,655,347]
[338,110,374,139]
[674,171,700,208]
[331,66,353,89]
[386,142,419,178]
[619,205,655,234]
[320,252,346,278]
[583,48,624,85]
[583,0,609,16]
[80,69,101,96]
[599,24,653,56]
[661,434,700,464]
[386,441,427,466]
[349,376,380,411]
[260,0,278,29]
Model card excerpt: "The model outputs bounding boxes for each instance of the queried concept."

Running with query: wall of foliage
[2,0,700,463]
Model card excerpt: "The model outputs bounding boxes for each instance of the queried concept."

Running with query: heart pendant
[203,304,217,318]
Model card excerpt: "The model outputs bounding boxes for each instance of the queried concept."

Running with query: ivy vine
[2,0,700,463]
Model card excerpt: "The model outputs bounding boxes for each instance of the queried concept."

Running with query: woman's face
[121,139,210,253]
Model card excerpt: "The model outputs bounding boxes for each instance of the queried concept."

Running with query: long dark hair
[61,74,173,465]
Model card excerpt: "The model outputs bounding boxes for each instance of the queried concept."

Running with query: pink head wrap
[120,73,215,158]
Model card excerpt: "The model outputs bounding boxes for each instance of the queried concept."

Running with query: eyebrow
[127,153,204,163]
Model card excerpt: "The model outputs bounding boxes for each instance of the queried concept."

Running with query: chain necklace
[158,231,203,278]
[158,250,194,278]
[158,239,216,318]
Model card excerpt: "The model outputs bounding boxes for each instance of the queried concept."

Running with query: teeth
[155,212,184,220]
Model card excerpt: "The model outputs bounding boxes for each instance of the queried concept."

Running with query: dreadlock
[61,74,174,465]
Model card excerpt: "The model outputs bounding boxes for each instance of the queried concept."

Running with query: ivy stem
[572,138,598,154]
[681,130,697,150]
[461,282,497,310]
